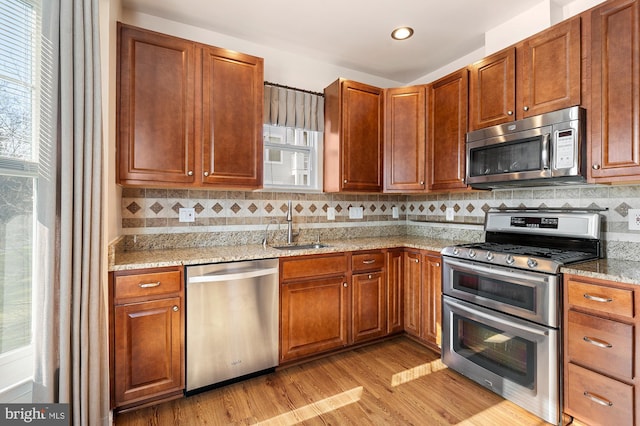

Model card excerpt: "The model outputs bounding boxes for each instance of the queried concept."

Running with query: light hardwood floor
[115,336,556,425]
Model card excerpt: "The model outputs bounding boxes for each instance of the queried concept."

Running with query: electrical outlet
[629,209,640,230]
[179,207,196,222]
[392,206,399,219]
[327,207,335,221]
[445,207,455,221]
[348,206,364,220]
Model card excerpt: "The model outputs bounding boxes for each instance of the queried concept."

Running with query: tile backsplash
[119,184,640,260]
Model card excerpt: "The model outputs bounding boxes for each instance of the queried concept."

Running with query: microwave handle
[541,133,551,170]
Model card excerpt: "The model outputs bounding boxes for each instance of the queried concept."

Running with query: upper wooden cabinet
[468,17,581,131]
[324,79,384,192]
[384,85,427,192]
[588,0,640,182]
[428,69,468,191]
[117,23,263,189]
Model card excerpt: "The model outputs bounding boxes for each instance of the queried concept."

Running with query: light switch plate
[349,206,364,220]
[445,207,455,221]
[629,209,640,230]
[179,207,195,222]
[327,207,335,221]
[392,206,399,219]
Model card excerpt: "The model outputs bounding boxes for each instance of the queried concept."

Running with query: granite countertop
[561,259,640,286]
[109,236,461,272]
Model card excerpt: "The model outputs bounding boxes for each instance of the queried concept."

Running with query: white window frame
[262,124,323,192]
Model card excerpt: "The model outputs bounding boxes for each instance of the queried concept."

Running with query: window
[263,124,323,191]
[0,0,41,401]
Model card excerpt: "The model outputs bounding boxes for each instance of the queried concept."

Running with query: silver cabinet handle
[139,281,160,288]
[523,106,529,111]
[203,171,209,177]
[187,170,194,176]
[583,336,613,348]
[583,391,613,407]
[420,181,425,185]
[343,179,348,184]
[362,259,376,264]
[592,164,601,170]
[435,262,440,267]
[583,293,613,303]
[172,305,179,312]
[507,110,513,116]
[414,259,419,263]
[368,274,372,279]
[343,282,348,287]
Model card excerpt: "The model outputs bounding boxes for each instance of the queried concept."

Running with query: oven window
[452,314,535,388]
[453,270,535,311]
[469,136,542,177]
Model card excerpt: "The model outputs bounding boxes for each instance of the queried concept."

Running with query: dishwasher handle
[188,267,279,284]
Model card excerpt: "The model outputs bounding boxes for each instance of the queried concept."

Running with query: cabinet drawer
[115,269,182,300]
[567,310,633,380]
[565,363,633,426]
[280,253,348,281]
[351,251,385,272]
[567,279,634,319]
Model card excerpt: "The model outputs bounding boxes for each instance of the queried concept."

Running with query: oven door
[442,257,558,327]
[442,296,559,425]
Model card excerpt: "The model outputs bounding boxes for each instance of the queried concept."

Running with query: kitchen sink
[271,243,330,250]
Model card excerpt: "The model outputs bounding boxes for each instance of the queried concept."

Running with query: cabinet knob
[343,282,348,287]
[172,305,179,312]
[435,262,440,267]
[420,181,425,185]
[368,274,372,279]
[203,171,210,177]
[592,164,601,170]
[187,170,194,176]
[507,110,513,116]
[343,179,348,184]
[415,259,419,263]
[523,106,529,111]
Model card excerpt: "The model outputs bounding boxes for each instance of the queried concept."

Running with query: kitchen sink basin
[271,243,330,250]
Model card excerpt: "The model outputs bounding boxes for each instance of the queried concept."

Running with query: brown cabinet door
[589,0,640,181]
[403,250,422,337]
[113,297,184,406]
[117,24,196,185]
[200,46,263,188]
[352,271,386,343]
[518,17,582,118]
[280,276,349,362]
[428,69,468,191]
[422,253,442,348]
[324,79,383,192]
[384,85,427,192]
[386,249,404,334]
[468,47,516,130]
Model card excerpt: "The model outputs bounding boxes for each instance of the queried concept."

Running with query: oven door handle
[444,296,549,337]
[444,257,549,286]
[541,133,551,170]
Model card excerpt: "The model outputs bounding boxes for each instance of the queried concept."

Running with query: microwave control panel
[554,129,575,169]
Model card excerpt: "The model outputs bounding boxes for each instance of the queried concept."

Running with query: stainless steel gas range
[441,208,603,425]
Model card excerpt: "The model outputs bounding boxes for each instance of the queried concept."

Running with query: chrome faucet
[286,200,299,244]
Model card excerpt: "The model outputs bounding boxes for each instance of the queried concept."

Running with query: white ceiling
[122,0,577,84]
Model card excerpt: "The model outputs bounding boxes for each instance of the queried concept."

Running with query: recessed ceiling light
[391,26,414,40]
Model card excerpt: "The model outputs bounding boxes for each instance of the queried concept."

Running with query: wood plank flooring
[115,336,555,425]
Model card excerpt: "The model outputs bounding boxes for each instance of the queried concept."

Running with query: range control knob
[486,252,494,261]
[452,247,460,256]
[468,249,476,258]
[505,255,515,265]
[527,258,538,268]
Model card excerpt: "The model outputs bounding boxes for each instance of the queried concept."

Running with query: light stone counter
[561,259,640,286]
[109,236,462,272]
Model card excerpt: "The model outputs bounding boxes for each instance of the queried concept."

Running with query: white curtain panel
[263,83,324,132]
[32,0,108,425]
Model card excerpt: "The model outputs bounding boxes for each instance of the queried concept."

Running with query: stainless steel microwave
[465,106,586,189]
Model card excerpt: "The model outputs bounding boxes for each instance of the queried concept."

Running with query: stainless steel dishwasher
[185,258,279,394]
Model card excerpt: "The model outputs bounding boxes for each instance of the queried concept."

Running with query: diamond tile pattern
[151,202,164,214]
[126,202,141,214]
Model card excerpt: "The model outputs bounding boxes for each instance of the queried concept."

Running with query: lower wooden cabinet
[403,249,442,350]
[110,266,185,410]
[563,273,638,425]
[386,249,404,334]
[279,250,397,363]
